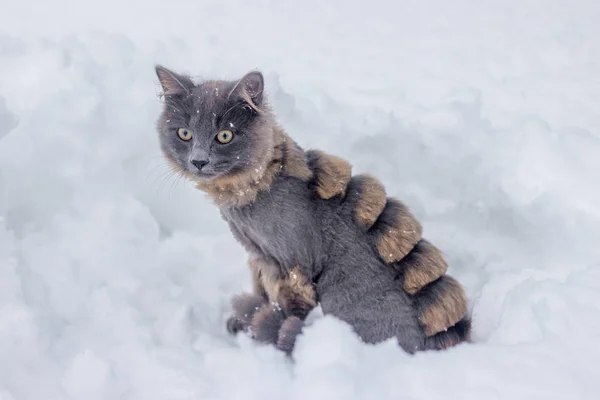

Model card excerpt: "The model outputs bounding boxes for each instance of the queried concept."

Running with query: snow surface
[1,1,600,399]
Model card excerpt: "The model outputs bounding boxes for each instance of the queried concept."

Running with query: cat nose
[191,159,208,171]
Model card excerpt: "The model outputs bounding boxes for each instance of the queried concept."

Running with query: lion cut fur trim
[306,150,352,199]
[415,276,468,336]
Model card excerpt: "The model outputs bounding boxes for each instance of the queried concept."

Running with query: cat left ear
[155,65,194,96]
[229,71,264,110]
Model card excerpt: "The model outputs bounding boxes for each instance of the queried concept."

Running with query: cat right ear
[155,65,194,96]
[228,71,265,111]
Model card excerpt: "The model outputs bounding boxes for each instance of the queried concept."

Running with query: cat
[154,65,472,354]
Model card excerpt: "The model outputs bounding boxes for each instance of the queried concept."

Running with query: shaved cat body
[223,175,424,349]
[154,66,472,354]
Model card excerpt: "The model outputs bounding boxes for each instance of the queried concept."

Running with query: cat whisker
[145,164,176,188]
[141,156,176,182]
[153,168,179,193]
[168,169,190,198]
[145,162,171,177]
[168,170,182,195]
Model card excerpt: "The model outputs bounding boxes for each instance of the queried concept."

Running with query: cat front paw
[251,302,286,344]
[226,293,267,334]
[226,315,244,334]
[277,316,304,354]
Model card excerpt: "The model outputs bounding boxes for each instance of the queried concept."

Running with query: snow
[1,0,600,399]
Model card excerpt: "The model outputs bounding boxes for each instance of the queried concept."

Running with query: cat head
[154,66,277,184]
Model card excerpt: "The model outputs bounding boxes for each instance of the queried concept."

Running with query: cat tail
[392,239,471,348]
[302,150,472,350]
[342,172,470,348]
[345,178,470,348]
[423,315,472,350]
[411,273,471,347]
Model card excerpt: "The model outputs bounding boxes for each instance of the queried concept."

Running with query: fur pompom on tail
[413,275,469,337]
[397,240,448,294]
[424,316,472,350]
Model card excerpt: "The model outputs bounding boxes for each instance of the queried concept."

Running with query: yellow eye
[217,130,233,144]
[177,128,192,141]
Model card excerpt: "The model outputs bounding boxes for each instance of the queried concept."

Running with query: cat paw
[226,315,244,334]
[227,293,267,334]
[251,302,286,344]
[276,316,304,354]
[227,294,305,354]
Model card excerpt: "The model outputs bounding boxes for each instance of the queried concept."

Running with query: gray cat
[154,66,471,354]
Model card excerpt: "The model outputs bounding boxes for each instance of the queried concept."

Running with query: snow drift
[1,1,599,399]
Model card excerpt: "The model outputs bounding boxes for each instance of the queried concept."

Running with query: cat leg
[227,293,267,334]
[228,295,290,346]
[246,264,317,351]
[275,266,317,319]
[276,316,304,354]
[271,266,317,352]
[228,258,317,354]
[250,302,286,344]
[226,256,269,334]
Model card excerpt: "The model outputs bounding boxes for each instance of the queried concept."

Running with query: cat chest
[222,195,322,270]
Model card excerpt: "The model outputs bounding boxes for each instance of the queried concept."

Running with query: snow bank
[1,1,600,399]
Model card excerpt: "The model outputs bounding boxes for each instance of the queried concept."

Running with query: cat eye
[216,130,234,144]
[177,128,192,141]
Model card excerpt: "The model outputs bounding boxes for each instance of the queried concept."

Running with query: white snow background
[1,1,600,399]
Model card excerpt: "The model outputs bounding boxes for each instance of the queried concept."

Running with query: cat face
[155,66,273,182]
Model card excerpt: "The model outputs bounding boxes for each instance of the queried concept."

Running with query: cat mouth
[192,170,219,180]
[188,160,243,182]
[191,166,231,181]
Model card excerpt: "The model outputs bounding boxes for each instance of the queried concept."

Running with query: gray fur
[155,66,271,182]
[277,316,304,354]
[221,175,425,352]
[228,293,267,333]
[154,66,469,354]
[251,303,286,344]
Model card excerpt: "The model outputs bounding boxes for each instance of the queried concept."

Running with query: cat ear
[155,65,194,96]
[229,71,264,110]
